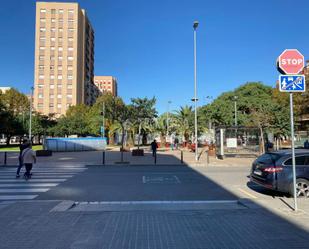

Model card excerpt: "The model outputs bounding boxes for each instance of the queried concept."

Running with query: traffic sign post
[277,49,306,212]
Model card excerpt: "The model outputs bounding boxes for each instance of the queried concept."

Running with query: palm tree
[174,105,194,145]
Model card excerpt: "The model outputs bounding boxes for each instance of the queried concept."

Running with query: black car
[250,149,309,198]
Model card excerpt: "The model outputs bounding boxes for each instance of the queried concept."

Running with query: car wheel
[291,178,309,198]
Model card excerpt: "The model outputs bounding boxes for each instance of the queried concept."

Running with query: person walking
[16,139,30,178]
[151,139,158,157]
[304,139,309,149]
[21,145,36,180]
[174,137,179,150]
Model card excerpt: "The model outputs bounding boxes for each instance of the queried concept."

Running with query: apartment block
[94,76,118,96]
[33,2,96,116]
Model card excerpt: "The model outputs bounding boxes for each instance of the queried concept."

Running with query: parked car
[250,150,309,198]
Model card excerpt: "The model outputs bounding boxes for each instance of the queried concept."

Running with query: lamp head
[193,21,199,29]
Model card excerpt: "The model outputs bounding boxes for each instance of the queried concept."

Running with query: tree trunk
[6,135,11,146]
[137,123,141,150]
[121,126,125,151]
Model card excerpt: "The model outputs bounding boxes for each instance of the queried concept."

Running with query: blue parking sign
[279,75,305,92]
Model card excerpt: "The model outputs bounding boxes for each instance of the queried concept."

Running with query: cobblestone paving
[0,201,308,249]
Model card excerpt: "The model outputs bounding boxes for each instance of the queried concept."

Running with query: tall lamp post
[234,96,238,127]
[193,21,199,161]
[29,87,34,143]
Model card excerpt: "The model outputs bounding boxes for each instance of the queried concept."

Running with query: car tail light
[263,167,283,173]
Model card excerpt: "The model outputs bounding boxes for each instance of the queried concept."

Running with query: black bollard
[102,151,105,165]
[181,150,183,164]
[4,152,7,165]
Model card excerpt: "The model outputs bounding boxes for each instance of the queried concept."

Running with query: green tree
[174,105,194,144]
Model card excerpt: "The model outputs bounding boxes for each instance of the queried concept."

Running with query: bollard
[4,152,7,165]
[154,152,157,165]
[181,150,183,164]
[206,151,209,165]
[102,151,105,165]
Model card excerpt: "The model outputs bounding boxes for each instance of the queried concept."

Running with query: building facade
[0,87,11,93]
[33,2,96,116]
[94,76,118,96]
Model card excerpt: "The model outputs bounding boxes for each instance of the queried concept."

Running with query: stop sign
[278,49,305,74]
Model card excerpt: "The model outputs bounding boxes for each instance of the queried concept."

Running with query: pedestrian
[21,144,36,180]
[174,137,179,150]
[151,139,158,157]
[16,139,30,178]
[304,139,309,149]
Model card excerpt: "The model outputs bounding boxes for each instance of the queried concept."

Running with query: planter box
[36,150,52,157]
[132,149,144,156]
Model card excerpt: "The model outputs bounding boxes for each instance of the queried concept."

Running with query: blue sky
[0,0,308,114]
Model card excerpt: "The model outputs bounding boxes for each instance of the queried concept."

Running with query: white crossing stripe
[0,195,38,200]
[0,179,67,182]
[0,188,50,193]
[0,183,59,187]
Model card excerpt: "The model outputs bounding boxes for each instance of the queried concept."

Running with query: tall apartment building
[33,2,96,116]
[94,76,118,96]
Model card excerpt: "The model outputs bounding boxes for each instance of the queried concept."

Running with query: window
[50,75,55,79]
[38,103,43,108]
[50,94,54,98]
[50,66,54,70]
[40,18,46,23]
[39,46,45,50]
[67,66,73,70]
[51,18,56,23]
[68,19,74,23]
[58,38,63,43]
[57,94,62,99]
[67,75,73,80]
[50,85,55,89]
[50,56,55,60]
[67,84,72,89]
[285,156,306,166]
[68,47,73,51]
[66,104,71,108]
[67,94,72,98]
[57,84,62,88]
[68,28,74,32]
[59,9,64,14]
[39,37,46,41]
[40,9,46,13]
[58,19,63,23]
[58,66,63,70]
[57,104,62,108]
[38,93,43,98]
[39,65,44,70]
[58,56,63,61]
[49,103,54,107]
[59,28,63,32]
[40,28,46,32]
[68,9,74,14]
[38,84,44,88]
[67,56,73,61]
[51,37,56,42]
[50,47,55,51]
[38,75,44,79]
[68,38,73,42]
[57,75,62,79]
[51,28,56,32]
[58,47,63,51]
[51,9,56,14]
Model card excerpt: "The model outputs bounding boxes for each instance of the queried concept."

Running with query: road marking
[238,188,257,199]
[0,188,50,193]
[0,183,58,187]
[0,179,67,182]
[0,195,38,200]
[83,200,239,205]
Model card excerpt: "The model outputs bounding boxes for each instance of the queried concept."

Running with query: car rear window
[256,153,280,165]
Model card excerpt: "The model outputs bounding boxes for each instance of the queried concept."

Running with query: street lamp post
[29,87,34,143]
[193,21,199,161]
[234,96,238,127]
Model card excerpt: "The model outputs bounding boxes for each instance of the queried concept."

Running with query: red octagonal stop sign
[278,49,305,74]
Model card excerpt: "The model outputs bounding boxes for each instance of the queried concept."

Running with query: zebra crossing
[0,164,87,202]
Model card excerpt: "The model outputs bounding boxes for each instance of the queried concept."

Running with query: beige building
[33,2,96,116]
[94,76,118,96]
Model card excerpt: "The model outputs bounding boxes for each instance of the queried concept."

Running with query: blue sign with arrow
[279,75,306,92]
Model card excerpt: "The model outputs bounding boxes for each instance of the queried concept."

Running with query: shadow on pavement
[0,150,308,249]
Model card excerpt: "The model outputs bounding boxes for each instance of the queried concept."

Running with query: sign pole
[289,92,297,211]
